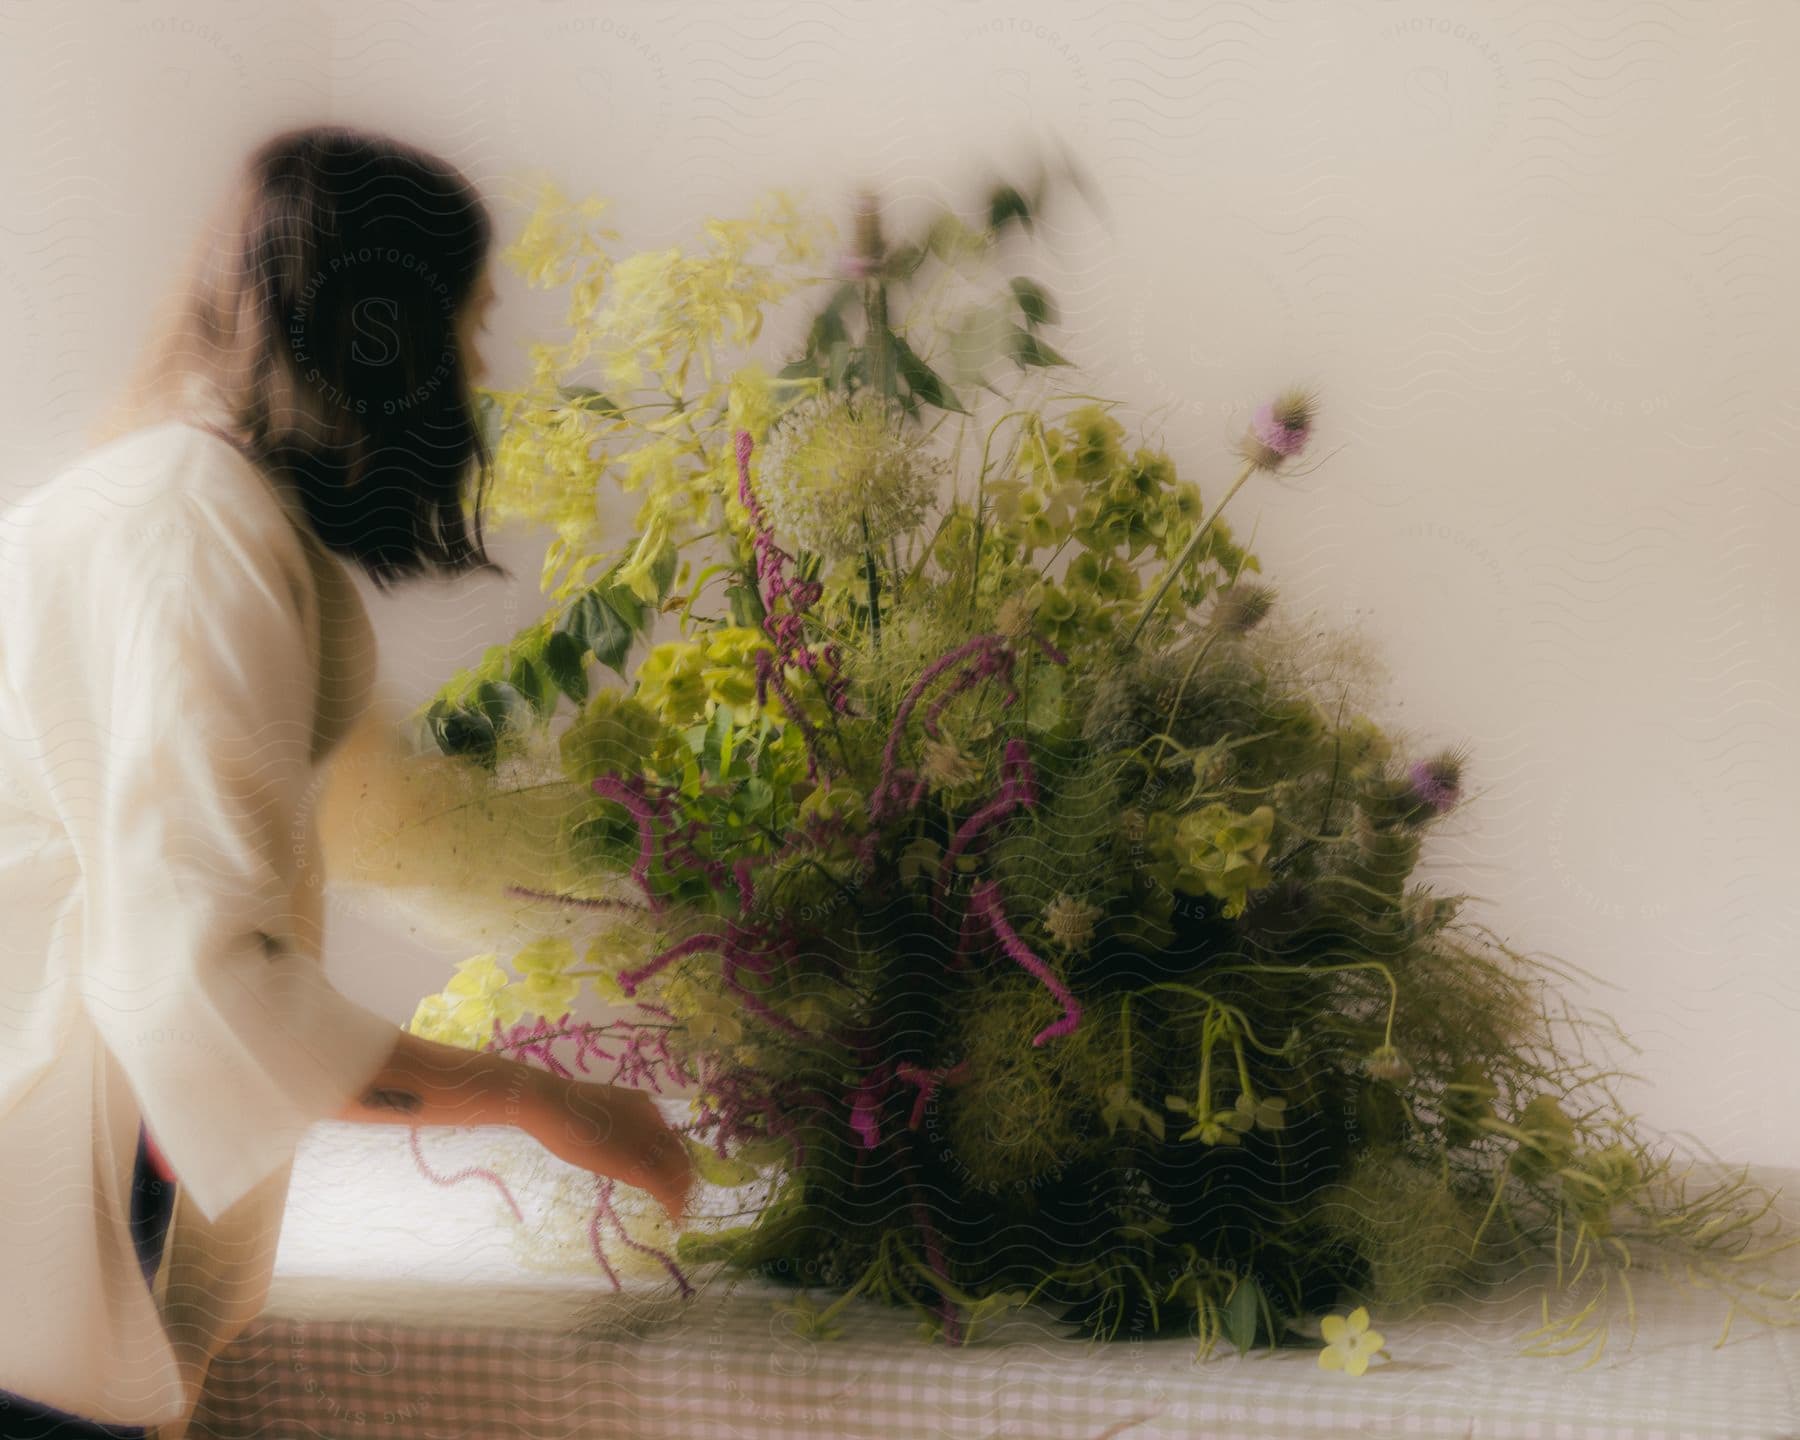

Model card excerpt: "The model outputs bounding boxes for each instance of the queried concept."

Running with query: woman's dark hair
[132,124,507,590]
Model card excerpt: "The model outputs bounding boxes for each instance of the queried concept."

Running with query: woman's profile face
[457,266,497,386]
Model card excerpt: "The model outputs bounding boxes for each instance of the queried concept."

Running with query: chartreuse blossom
[477,184,830,600]
[409,940,598,1046]
[680,983,746,1049]
[511,936,583,1016]
[1165,1091,1254,1147]
[1318,1306,1386,1375]
[407,954,528,1046]
[1101,996,1164,1140]
[1146,803,1277,918]
[635,627,776,728]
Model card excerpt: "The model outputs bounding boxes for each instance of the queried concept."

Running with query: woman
[0,125,694,1438]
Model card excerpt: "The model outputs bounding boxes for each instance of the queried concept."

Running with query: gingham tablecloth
[191,1119,1800,1440]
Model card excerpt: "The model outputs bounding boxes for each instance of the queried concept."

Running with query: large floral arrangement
[327,165,1795,1366]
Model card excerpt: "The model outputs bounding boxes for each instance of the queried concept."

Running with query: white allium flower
[755,392,945,560]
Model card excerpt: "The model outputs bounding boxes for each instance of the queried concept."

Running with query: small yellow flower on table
[1318,1306,1386,1376]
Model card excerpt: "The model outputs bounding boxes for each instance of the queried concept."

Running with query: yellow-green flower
[1364,1044,1413,1084]
[1318,1306,1385,1375]
[615,517,673,604]
[1230,1091,1288,1132]
[683,986,745,1048]
[510,936,582,1017]
[1147,803,1277,918]
[1101,1081,1166,1140]
[445,953,527,1032]
[1165,1093,1253,1146]
[636,641,710,725]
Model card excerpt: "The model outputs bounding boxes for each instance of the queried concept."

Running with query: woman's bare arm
[334,1027,695,1220]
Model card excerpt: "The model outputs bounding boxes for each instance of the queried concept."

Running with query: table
[191,1119,1800,1439]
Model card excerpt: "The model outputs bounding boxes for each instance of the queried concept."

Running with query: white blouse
[0,418,401,1433]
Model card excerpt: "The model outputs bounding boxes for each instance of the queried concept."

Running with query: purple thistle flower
[1250,403,1310,458]
[1239,387,1318,472]
[1407,750,1465,817]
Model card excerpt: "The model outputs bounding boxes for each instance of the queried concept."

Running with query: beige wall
[3,0,1795,1166]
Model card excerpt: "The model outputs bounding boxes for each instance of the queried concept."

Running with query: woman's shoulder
[10,419,308,564]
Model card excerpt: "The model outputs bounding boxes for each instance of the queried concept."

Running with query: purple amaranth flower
[895,1060,971,1130]
[502,884,652,916]
[594,1175,696,1298]
[971,880,1082,1046]
[407,1127,524,1223]
[937,738,1039,898]
[870,633,1047,823]
[591,774,676,912]
[848,1064,892,1150]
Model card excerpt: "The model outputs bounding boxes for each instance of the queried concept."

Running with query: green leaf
[798,289,853,365]
[508,653,555,720]
[891,332,968,414]
[735,776,775,820]
[826,338,854,391]
[1010,327,1071,368]
[542,630,590,705]
[726,580,766,628]
[573,591,636,677]
[1009,277,1056,327]
[702,705,734,778]
[987,184,1033,235]
[471,679,530,737]
[1224,1276,1265,1354]
[556,384,622,417]
[649,539,679,601]
[885,241,926,280]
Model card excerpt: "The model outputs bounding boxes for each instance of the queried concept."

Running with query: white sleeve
[66,487,400,1225]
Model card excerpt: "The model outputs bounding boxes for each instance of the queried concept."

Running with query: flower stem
[862,513,882,645]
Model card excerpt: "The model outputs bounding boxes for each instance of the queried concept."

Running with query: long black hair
[131,124,507,590]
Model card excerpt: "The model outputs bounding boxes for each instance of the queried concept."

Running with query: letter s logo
[350,297,401,367]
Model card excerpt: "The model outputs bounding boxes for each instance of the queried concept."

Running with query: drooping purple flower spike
[938,739,1039,897]
[591,774,672,911]
[615,930,726,999]
[895,1060,971,1130]
[971,880,1082,1046]
[848,1064,892,1150]
[407,1127,525,1223]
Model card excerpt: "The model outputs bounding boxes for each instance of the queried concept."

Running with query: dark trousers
[0,1124,178,1438]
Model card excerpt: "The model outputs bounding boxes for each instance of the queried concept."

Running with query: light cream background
[2,0,1795,1169]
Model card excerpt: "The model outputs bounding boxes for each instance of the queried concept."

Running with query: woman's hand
[335,1028,697,1223]
[521,1071,697,1224]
